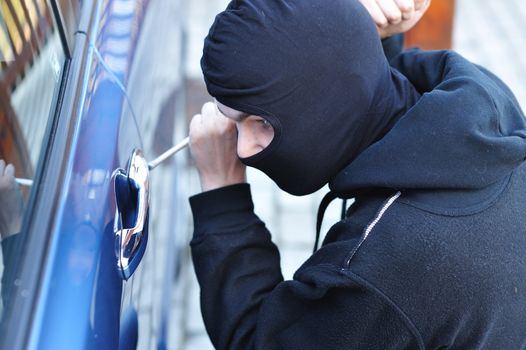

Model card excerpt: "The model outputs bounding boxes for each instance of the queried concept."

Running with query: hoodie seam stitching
[396,173,512,217]
[293,264,425,348]
[465,77,502,137]
[339,269,426,349]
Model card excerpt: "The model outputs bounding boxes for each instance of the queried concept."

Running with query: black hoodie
[190,1,526,349]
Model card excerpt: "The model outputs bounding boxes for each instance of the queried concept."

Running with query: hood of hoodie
[201,0,420,195]
[330,49,526,206]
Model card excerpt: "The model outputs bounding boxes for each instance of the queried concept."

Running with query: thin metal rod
[148,137,189,170]
[15,178,33,186]
[12,138,189,185]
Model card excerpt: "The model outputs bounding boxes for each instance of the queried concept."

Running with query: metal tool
[147,137,189,170]
[15,178,33,186]
[11,137,189,187]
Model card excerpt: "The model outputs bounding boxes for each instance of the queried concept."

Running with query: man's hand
[0,160,24,239]
[359,0,431,39]
[189,101,247,192]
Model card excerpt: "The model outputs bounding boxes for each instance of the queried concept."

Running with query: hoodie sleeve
[381,34,404,62]
[189,184,423,350]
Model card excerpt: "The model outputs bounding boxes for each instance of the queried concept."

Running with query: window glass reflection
[0,0,65,322]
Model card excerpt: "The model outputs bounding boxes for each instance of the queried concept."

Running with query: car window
[0,0,65,320]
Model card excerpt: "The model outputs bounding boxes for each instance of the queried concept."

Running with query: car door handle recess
[114,149,150,280]
[113,138,187,280]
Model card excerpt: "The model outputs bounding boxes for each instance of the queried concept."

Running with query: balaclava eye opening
[202,0,420,195]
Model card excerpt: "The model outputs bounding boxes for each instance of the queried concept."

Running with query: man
[188,0,526,348]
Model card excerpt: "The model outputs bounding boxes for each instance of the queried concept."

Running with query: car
[0,0,188,349]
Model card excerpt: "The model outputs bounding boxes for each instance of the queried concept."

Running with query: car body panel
[0,0,186,348]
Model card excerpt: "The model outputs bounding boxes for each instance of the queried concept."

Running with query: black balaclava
[201,0,420,195]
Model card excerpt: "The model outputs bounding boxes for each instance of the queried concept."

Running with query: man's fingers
[359,0,388,28]
[414,0,429,11]
[202,101,214,115]
[201,101,216,119]
[4,164,15,178]
[419,0,432,14]
[376,0,402,24]
[189,113,204,146]
[394,0,415,20]
[201,101,233,130]
[360,0,423,28]
[191,102,236,142]
[0,161,16,188]
[189,113,201,131]
[213,100,227,118]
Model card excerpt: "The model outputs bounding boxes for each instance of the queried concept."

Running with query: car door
[0,0,186,349]
[112,0,188,348]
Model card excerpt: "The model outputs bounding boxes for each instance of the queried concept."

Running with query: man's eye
[258,119,271,127]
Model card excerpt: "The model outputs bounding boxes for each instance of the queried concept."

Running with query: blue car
[0,0,187,348]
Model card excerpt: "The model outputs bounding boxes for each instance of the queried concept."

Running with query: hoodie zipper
[343,191,401,268]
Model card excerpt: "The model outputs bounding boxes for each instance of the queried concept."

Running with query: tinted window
[0,0,65,320]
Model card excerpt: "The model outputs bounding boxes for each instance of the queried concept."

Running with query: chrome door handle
[114,149,150,280]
